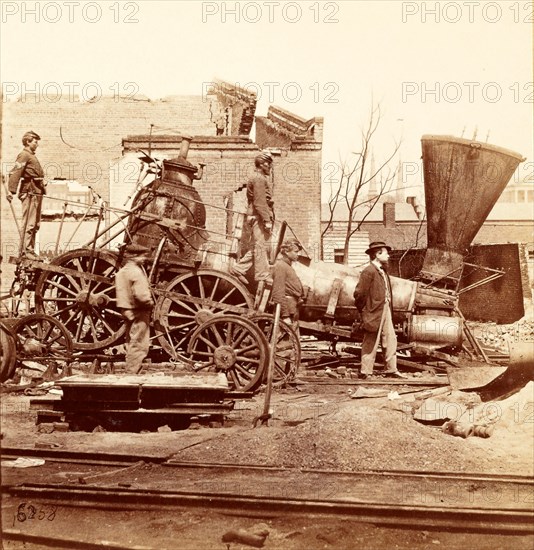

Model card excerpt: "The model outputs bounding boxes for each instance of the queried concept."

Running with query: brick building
[0,80,323,289]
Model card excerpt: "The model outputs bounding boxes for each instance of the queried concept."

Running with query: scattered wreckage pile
[2,321,532,452]
[474,318,534,354]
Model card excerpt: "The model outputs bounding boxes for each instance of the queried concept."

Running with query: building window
[517,190,526,202]
[527,190,533,203]
[501,190,512,202]
[333,248,345,264]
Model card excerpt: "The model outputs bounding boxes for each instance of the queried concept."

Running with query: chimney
[179,135,192,159]
[420,135,524,284]
[383,202,396,228]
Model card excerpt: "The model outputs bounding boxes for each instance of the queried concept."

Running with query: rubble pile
[474,319,534,353]
[459,381,534,434]
[174,394,534,475]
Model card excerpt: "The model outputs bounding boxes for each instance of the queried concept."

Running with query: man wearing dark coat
[353,241,406,379]
[271,239,304,329]
[7,131,45,257]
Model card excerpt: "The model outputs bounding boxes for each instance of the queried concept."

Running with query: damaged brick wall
[205,80,257,136]
[0,88,323,290]
[0,94,219,282]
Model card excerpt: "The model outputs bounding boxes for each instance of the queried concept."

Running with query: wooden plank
[325,278,343,317]
[58,373,228,389]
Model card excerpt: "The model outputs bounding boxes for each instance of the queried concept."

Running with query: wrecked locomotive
[1,134,528,390]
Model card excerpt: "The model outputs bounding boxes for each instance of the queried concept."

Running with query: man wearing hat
[231,151,274,284]
[272,239,304,329]
[353,241,406,379]
[115,244,154,374]
[7,131,46,257]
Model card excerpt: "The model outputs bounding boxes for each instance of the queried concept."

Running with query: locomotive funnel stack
[420,135,525,287]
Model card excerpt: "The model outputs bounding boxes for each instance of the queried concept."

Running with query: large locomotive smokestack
[420,135,524,283]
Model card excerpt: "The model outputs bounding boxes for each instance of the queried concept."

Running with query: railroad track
[2,448,533,535]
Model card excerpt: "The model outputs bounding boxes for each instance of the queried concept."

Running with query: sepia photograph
[1,1,533,548]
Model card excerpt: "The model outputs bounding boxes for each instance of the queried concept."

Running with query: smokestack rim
[421,134,525,162]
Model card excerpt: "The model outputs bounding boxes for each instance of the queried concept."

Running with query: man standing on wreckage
[230,151,275,285]
[6,131,46,259]
[354,241,407,380]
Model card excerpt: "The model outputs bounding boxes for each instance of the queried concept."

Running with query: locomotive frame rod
[457,263,505,295]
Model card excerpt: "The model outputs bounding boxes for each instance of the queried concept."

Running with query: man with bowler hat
[7,131,45,258]
[115,244,154,374]
[353,241,406,379]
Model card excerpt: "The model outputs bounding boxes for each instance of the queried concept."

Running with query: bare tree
[321,102,401,263]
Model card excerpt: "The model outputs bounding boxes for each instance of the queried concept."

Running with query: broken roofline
[208,78,259,102]
[208,80,323,139]
[265,106,323,140]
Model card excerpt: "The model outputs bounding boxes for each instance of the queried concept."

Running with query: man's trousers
[121,308,151,374]
[21,193,43,251]
[360,305,397,375]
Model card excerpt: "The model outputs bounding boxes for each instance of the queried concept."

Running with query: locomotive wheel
[187,315,268,392]
[252,314,301,388]
[34,249,125,350]
[154,270,253,361]
[0,322,17,382]
[12,314,73,377]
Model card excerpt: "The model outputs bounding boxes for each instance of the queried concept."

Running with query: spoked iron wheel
[0,321,17,382]
[12,314,73,377]
[187,315,268,392]
[154,270,253,361]
[34,249,125,350]
[252,314,301,387]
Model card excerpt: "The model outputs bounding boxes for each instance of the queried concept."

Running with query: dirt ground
[3,504,534,550]
[2,380,533,475]
[1,376,533,549]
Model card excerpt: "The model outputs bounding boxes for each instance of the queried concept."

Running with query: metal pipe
[509,342,534,368]
[179,135,192,158]
[54,201,69,255]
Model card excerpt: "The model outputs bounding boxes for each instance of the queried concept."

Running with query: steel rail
[3,446,533,484]
[4,481,533,534]
[1,529,160,550]
[3,451,532,533]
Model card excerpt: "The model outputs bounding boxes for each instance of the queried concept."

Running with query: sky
[1,0,532,200]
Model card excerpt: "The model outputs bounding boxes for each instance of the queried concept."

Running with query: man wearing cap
[7,131,46,257]
[353,241,406,379]
[115,244,154,374]
[231,151,274,284]
[272,239,304,329]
